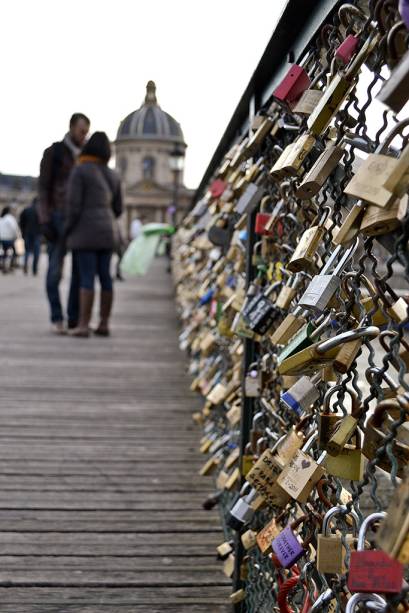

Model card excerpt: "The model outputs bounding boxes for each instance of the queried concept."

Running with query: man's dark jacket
[38,141,75,225]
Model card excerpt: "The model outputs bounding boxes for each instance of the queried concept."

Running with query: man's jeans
[24,235,41,274]
[46,212,79,324]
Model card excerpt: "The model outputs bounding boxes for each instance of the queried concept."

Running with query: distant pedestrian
[65,132,123,338]
[0,207,19,273]
[130,216,144,240]
[19,197,41,275]
[38,112,90,334]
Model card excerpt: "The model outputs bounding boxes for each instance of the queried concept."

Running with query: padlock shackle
[345,593,386,613]
[317,326,380,354]
[357,511,386,551]
[322,504,359,535]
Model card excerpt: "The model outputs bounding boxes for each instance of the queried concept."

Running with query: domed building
[115,81,194,232]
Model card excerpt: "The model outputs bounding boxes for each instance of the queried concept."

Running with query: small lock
[376,470,409,564]
[272,63,311,110]
[280,372,321,417]
[275,273,301,310]
[317,505,359,574]
[227,483,258,531]
[297,240,359,314]
[270,307,308,346]
[295,143,344,200]
[335,34,360,64]
[272,515,313,568]
[287,207,331,273]
[276,434,326,503]
[348,512,404,594]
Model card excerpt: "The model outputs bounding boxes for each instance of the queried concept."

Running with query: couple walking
[38,114,123,337]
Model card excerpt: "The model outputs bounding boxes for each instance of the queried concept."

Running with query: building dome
[116,81,185,143]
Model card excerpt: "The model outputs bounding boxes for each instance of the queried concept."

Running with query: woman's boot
[70,289,94,338]
[94,290,113,336]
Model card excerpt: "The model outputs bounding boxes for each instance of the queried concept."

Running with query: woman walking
[65,132,122,337]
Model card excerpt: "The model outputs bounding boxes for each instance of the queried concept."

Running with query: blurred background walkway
[0,257,230,612]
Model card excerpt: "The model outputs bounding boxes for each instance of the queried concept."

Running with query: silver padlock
[227,483,258,531]
[280,372,322,416]
[297,238,359,313]
[235,182,264,215]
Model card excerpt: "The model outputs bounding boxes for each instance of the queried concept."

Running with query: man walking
[19,197,41,275]
[38,113,90,334]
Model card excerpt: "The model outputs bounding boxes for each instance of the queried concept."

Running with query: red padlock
[348,512,404,594]
[335,35,359,65]
[273,64,311,110]
[210,179,227,199]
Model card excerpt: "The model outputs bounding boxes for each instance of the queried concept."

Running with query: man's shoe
[51,322,67,335]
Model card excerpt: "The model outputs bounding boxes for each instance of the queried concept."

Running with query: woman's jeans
[24,235,41,274]
[76,250,113,291]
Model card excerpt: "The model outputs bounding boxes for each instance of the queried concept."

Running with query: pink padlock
[335,34,359,65]
[273,64,311,110]
[210,179,226,199]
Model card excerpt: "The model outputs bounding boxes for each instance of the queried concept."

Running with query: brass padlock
[295,143,344,199]
[287,207,331,273]
[317,506,358,574]
[276,434,326,503]
[360,194,408,236]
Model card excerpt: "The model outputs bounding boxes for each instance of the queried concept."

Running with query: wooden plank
[0,259,230,607]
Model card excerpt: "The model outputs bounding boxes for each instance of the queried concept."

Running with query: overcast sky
[0,1,286,189]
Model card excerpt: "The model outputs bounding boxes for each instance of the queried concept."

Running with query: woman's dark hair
[1,206,10,217]
[82,132,111,164]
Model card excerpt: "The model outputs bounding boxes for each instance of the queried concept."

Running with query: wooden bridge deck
[0,258,230,612]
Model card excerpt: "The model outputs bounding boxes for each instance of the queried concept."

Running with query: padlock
[317,505,358,574]
[345,593,386,613]
[256,516,282,554]
[244,362,261,398]
[287,207,331,273]
[375,468,409,559]
[278,326,380,376]
[276,434,326,503]
[277,314,331,365]
[274,426,305,464]
[245,116,275,156]
[348,512,404,594]
[275,273,301,310]
[323,431,365,481]
[318,385,345,449]
[272,62,311,110]
[295,143,344,199]
[292,88,323,116]
[227,483,259,531]
[297,240,359,313]
[245,446,290,508]
[308,30,380,136]
[272,516,311,568]
[360,190,408,237]
[363,399,409,478]
[209,179,227,199]
[335,34,359,64]
[335,5,365,65]
[235,182,264,215]
[269,132,316,179]
[270,307,308,345]
[255,196,276,236]
[377,47,409,113]
[375,278,409,323]
[280,372,321,417]
[242,282,281,336]
[216,540,234,560]
[241,529,257,551]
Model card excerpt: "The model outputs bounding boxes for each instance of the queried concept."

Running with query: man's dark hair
[82,132,111,164]
[69,113,90,128]
[1,206,10,217]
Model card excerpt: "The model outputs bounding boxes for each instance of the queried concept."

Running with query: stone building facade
[115,81,194,233]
